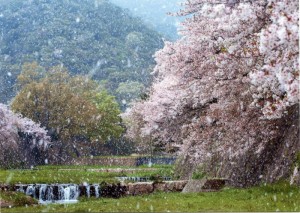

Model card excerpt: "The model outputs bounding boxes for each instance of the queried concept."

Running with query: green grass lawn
[1,165,299,212]
[1,182,299,212]
[0,169,118,184]
[0,165,174,184]
[35,165,132,170]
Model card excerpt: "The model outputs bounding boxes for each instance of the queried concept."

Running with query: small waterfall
[148,160,153,167]
[39,184,47,200]
[16,183,106,204]
[16,185,25,193]
[69,185,79,200]
[58,185,65,200]
[117,177,126,182]
[16,184,80,204]
[25,184,36,198]
[45,185,54,201]
[58,184,79,201]
[85,185,90,198]
[93,184,100,198]
[63,185,71,200]
[38,184,54,203]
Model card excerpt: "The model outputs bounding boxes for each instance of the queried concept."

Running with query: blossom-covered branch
[0,104,50,168]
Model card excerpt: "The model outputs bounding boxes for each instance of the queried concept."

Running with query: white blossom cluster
[250,0,299,118]
[0,104,50,150]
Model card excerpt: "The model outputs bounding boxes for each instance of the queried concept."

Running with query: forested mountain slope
[110,0,182,40]
[0,0,163,104]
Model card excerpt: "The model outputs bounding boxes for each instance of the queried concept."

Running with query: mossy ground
[0,191,37,208]
[1,182,299,212]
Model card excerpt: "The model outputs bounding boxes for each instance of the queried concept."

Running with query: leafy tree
[16,62,46,88]
[12,63,124,160]
[124,0,299,186]
[116,81,145,109]
[90,91,124,141]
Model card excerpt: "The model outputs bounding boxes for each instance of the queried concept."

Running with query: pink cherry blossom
[123,0,298,184]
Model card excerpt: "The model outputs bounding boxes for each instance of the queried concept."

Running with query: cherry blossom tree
[250,0,299,118]
[0,104,50,168]
[123,0,299,186]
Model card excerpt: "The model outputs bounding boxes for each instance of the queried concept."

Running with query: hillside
[0,0,163,104]
[110,0,182,40]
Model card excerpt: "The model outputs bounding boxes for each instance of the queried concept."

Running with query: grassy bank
[1,182,299,212]
[0,191,37,208]
[0,169,117,184]
[0,165,174,184]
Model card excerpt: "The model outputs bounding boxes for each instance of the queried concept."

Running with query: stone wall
[0,181,188,199]
[127,181,187,196]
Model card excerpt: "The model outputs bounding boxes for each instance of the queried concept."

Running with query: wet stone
[0,184,11,191]
[100,183,126,198]
[182,179,227,193]
[128,182,154,196]
[52,185,59,200]
[153,182,166,192]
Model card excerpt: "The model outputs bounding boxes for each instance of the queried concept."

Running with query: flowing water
[16,184,100,204]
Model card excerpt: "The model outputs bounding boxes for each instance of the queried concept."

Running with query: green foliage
[11,63,124,146]
[149,174,165,183]
[295,152,300,167]
[191,164,207,180]
[90,91,124,141]
[125,32,144,48]
[116,81,145,109]
[192,170,207,180]
[0,0,163,104]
